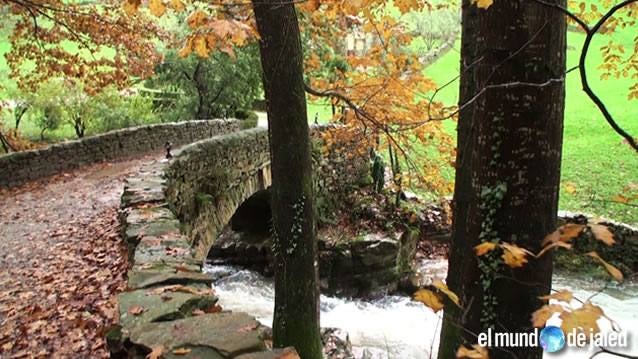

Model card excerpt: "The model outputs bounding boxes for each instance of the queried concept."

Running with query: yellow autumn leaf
[472,0,494,9]
[531,304,564,327]
[500,243,530,268]
[149,0,166,17]
[588,224,615,246]
[560,302,604,336]
[474,242,497,256]
[413,288,444,312]
[123,0,141,15]
[586,252,623,283]
[170,0,185,12]
[539,290,573,303]
[456,344,489,359]
[193,35,209,58]
[300,0,320,11]
[187,10,208,29]
[433,279,461,307]
[563,182,577,194]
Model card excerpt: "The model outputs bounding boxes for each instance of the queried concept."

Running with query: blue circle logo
[540,326,566,353]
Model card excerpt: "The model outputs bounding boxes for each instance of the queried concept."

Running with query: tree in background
[145,45,262,121]
[1,1,162,93]
[438,0,566,358]
[251,1,323,357]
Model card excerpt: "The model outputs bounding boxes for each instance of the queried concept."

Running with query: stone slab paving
[112,159,297,358]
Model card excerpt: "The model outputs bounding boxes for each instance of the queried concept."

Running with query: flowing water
[204,260,638,359]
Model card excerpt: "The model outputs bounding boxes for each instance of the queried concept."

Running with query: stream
[204,260,638,359]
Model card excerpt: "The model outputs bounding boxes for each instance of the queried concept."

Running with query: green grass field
[421,28,638,224]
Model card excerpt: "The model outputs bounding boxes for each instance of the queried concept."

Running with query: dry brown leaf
[560,302,604,336]
[146,345,165,359]
[172,347,192,355]
[128,305,146,316]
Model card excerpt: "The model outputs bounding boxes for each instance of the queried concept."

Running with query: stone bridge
[114,127,293,358]
[114,122,374,358]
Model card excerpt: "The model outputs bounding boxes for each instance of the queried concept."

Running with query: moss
[195,192,215,207]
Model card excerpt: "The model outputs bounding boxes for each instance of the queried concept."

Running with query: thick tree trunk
[251,2,323,358]
[438,1,566,359]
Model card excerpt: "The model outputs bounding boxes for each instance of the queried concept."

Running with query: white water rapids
[204,260,638,359]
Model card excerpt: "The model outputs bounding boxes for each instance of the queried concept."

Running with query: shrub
[87,87,157,133]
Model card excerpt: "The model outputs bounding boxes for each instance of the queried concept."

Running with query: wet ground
[0,155,158,357]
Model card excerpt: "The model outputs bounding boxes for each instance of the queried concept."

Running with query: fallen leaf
[128,305,146,316]
[146,345,165,359]
[172,347,192,355]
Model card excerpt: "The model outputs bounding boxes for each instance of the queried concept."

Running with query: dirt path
[0,155,159,358]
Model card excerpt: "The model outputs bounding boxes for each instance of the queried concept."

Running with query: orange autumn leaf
[413,288,444,312]
[472,0,494,9]
[543,224,585,246]
[474,242,497,256]
[149,0,166,17]
[500,243,531,268]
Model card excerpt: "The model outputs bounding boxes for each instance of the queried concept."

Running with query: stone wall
[0,119,239,188]
[165,128,272,261]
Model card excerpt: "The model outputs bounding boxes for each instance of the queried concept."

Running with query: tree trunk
[251,2,323,358]
[0,128,14,153]
[438,1,566,359]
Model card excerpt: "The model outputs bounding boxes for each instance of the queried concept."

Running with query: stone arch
[164,128,272,263]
